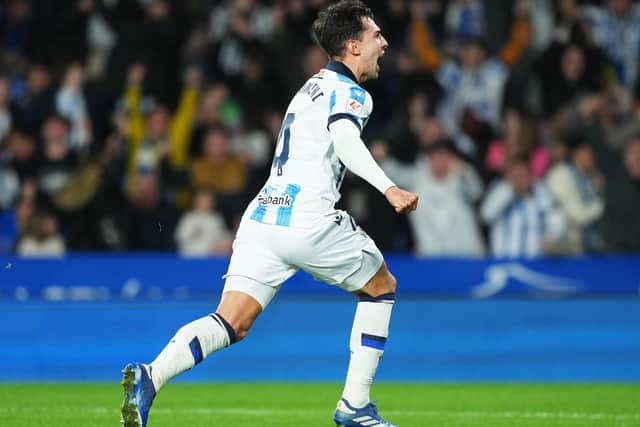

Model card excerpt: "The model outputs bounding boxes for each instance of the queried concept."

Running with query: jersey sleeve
[327,85,372,133]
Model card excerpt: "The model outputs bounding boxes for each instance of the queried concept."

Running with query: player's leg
[333,261,398,426]
[293,212,398,426]
[149,283,268,391]
[121,276,277,427]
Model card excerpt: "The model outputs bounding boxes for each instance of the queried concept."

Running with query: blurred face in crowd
[558,0,579,20]
[41,213,60,238]
[7,0,31,23]
[147,106,170,139]
[0,78,11,106]
[232,0,256,13]
[199,84,229,123]
[193,189,214,213]
[460,42,486,71]
[27,64,50,94]
[146,0,170,20]
[63,64,84,90]
[133,173,160,209]
[610,0,632,16]
[428,146,454,180]
[7,131,35,162]
[230,12,251,38]
[354,17,388,82]
[417,117,445,148]
[506,161,532,196]
[571,144,595,172]
[15,197,34,233]
[203,129,229,163]
[503,108,522,146]
[42,117,70,161]
[624,139,640,179]
[42,116,69,144]
[561,45,585,82]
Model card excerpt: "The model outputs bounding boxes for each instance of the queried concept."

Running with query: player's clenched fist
[384,186,419,214]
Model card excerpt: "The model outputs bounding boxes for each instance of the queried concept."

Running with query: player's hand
[384,186,418,214]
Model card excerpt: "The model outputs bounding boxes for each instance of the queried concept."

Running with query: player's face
[358,17,388,82]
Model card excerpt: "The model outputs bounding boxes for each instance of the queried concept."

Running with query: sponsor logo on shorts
[258,193,293,207]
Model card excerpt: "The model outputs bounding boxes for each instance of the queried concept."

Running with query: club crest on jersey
[347,99,363,114]
[257,193,293,207]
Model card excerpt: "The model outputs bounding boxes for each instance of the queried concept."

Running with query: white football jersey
[243,61,373,228]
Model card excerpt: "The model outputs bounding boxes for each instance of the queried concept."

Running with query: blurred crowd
[0,0,639,258]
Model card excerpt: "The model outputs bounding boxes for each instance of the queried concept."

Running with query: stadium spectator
[12,63,54,132]
[121,63,198,205]
[592,134,640,253]
[485,107,551,181]
[35,114,78,200]
[15,210,66,257]
[0,0,33,59]
[0,163,19,212]
[546,134,604,254]
[410,0,530,159]
[189,82,241,157]
[582,0,640,89]
[55,63,91,150]
[190,125,248,223]
[481,157,566,258]
[376,139,485,257]
[0,0,638,257]
[444,0,486,48]
[0,77,13,142]
[204,6,268,95]
[122,172,178,251]
[175,188,232,257]
[535,43,604,120]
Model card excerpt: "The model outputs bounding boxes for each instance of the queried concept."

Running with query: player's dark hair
[312,0,374,58]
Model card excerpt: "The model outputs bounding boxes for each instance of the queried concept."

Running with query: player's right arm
[329,119,418,214]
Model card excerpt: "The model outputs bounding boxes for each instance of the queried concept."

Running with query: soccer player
[120,1,418,426]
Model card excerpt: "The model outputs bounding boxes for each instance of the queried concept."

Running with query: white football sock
[341,293,395,408]
[149,313,236,390]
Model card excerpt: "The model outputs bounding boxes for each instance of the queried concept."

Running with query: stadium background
[0,1,639,425]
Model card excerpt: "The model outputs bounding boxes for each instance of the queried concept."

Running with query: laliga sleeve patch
[347,98,363,114]
[346,86,366,115]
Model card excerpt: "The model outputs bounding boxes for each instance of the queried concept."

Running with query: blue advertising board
[0,255,638,301]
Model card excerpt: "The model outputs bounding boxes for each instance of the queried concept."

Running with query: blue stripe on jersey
[250,186,275,222]
[349,86,366,104]
[329,90,336,114]
[276,184,301,227]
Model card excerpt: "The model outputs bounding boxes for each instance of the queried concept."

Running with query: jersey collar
[325,60,359,84]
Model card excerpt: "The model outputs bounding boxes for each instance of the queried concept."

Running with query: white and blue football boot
[121,363,156,427]
[333,398,398,427]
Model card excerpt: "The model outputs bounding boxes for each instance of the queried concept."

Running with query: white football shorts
[223,209,384,306]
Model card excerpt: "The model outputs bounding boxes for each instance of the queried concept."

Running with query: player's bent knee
[357,265,397,299]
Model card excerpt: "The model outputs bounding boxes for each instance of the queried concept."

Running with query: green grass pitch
[0,383,638,426]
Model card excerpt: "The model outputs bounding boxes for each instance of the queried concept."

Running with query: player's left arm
[329,119,418,214]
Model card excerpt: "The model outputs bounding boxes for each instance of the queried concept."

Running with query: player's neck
[329,57,362,84]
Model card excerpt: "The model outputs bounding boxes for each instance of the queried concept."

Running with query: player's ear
[347,39,361,56]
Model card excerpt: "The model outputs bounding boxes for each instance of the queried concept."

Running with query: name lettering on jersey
[257,193,293,207]
[299,82,324,101]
